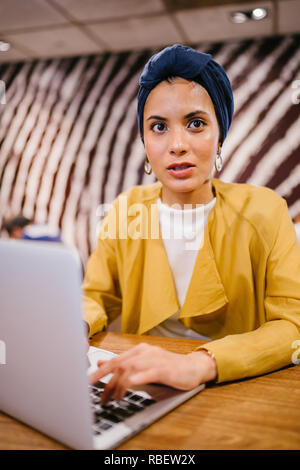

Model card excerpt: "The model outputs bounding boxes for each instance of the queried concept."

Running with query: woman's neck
[161,180,215,208]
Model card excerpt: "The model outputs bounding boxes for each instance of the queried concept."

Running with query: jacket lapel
[179,216,228,319]
[137,200,179,335]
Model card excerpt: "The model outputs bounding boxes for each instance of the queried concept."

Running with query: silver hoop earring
[144,157,152,175]
[215,149,223,172]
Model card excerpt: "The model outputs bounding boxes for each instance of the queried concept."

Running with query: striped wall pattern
[0,35,299,266]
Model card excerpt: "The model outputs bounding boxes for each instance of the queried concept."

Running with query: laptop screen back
[0,240,94,449]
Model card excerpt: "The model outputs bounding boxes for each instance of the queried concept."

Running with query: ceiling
[0,0,299,63]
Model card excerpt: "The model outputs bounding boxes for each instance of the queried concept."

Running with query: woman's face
[143,77,220,206]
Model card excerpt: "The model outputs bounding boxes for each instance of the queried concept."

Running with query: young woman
[83,45,300,403]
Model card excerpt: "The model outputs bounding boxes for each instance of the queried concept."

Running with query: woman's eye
[151,122,166,132]
[188,119,205,130]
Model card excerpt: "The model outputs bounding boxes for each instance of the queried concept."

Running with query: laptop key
[102,400,136,417]
[94,407,105,416]
[92,424,102,435]
[140,398,156,407]
[118,399,133,408]
[106,414,122,424]
[126,403,144,413]
[113,407,135,419]
[99,422,113,431]
[128,394,144,402]
[101,402,115,410]
[97,411,122,423]
[94,381,106,390]
[91,396,100,404]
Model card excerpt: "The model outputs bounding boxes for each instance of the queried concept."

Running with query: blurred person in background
[2,215,31,239]
[2,215,62,243]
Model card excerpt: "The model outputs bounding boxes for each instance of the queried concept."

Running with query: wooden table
[1,332,300,450]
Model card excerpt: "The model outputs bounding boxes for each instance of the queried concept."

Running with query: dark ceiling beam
[162,0,272,11]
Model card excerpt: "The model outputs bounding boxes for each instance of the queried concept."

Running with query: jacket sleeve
[198,197,300,383]
[82,206,122,337]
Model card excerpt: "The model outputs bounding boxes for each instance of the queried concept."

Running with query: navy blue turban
[138,44,234,144]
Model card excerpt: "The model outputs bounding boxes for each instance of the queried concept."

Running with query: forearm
[82,225,121,337]
[198,319,300,383]
[82,292,108,337]
[187,349,218,383]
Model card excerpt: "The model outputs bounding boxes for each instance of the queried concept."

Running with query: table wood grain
[1,332,300,450]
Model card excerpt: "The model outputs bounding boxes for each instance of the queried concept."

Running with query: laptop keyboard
[89,381,156,435]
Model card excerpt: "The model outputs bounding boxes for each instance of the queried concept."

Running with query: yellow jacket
[83,178,300,383]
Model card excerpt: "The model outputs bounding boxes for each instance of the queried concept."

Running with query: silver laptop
[0,239,205,450]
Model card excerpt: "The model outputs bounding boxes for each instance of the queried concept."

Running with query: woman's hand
[90,343,217,403]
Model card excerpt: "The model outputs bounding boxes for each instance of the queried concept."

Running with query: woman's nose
[168,129,188,157]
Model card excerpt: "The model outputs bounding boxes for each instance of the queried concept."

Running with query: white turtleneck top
[147,197,216,340]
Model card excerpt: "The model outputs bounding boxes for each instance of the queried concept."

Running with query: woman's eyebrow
[146,115,167,121]
[184,110,209,119]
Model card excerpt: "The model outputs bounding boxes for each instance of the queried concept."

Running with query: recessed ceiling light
[251,8,268,20]
[230,12,248,24]
[0,41,10,52]
[230,7,269,24]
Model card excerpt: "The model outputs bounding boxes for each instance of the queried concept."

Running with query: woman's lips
[167,163,195,178]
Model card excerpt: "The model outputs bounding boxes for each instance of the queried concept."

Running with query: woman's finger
[90,360,113,384]
[101,367,132,403]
